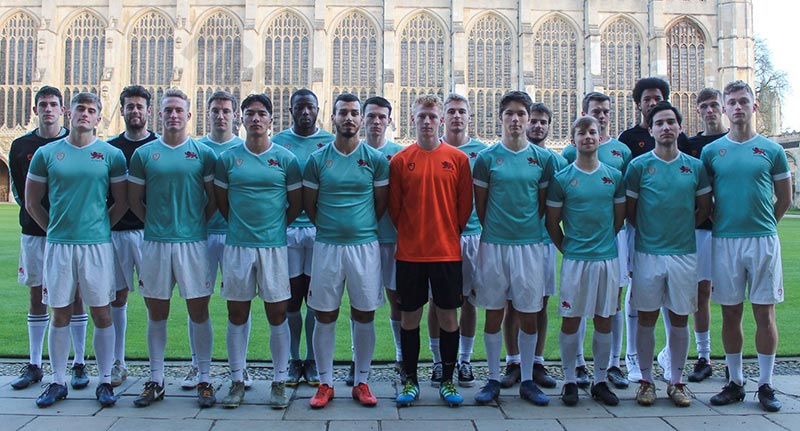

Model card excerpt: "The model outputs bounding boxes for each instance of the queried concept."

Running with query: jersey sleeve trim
[696,186,712,196]
[26,172,46,183]
[374,179,389,187]
[773,172,791,181]
[614,197,626,204]
[203,174,215,182]
[287,182,302,191]
[213,179,229,189]
[302,180,319,190]
[110,175,127,183]
[128,176,145,185]
[538,181,549,189]
[545,200,563,208]
[626,190,639,199]
[473,178,488,188]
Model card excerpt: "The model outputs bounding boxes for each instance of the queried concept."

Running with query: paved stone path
[1,361,798,431]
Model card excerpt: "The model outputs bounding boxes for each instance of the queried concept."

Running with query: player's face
[33,95,64,127]
[121,96,150,131]
[208,99,235,134]
[572,124,599,155]
[526,111,550,144]
[364,104,392,140]
[649,109,682,146]
[444,100,470,134]
[331,100,362,139]
[411,104,443,141]
[696,95,723,129]
[585,100,611,133]
[723,89,757,126]
[69,101,101,133]
[638,88,664,120]
[501,101,529,139]
[290,94,319,131]
[242,102,273,138]
[160,96,191,133]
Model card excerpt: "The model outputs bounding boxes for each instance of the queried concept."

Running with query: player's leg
[14,235,48,390]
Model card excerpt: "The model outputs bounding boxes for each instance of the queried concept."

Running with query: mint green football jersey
[199,135,244,234]
[272,128,335,228]
[449,138,489,237]
[370,140,404,244]
[302,142,389,245]
[215,143,302,247]
[546,163,625,260]
[129,138,217,242]
[27,138,127,244]
[473,142,554,245]
[541,147,569,244]
[700,134,791,238]
[625,151,710,254]
[562,138,631,173]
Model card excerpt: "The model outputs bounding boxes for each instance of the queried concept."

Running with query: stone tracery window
[63,11,105,103]
[467,14,512,141]
[331,11,380,113]
[196,11,241,135]
[129,11,174,133]
[0,11,37,128]
[534,16,578,145]
[398,13,446,141]
[667,19,705,135]
[601,18,642,135]
[264,11,311,133]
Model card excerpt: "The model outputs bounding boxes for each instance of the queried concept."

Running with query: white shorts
[307,241,384,312]
[630,252,698,315]
[111,230,143,292]
[42,242,116,308]
[221,245,291,303]
[18,234,45,287]
[139,241,212,300]
[544,243,557,297]
[207,233,225,290]
[461,234,480,296]
[380,243,397,291]
[473,242,547,313]
[558,258,620,318]
[287,226,316,278]
[616,230,630,286]
[696,229,712,282]
[711,236,784,305]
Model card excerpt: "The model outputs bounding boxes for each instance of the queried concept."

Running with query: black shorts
[396,260,463,311]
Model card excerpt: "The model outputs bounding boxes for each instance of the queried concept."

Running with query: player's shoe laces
[607,366,629,389]
[591,381,619,406]
[352,383,378,406]
[96,382,118,407]
[221,381,245,408]
[533,363,557,389]
[110,360,127,387]
[303,359,320,386]
[474,379,500,404]
[36,382,68,408]
[710,381,745,406]
[757,383,782,412]
[667,383,693,407]
[11,363,43,390]
[196,382,216,408]
[500,362,521,388]
[396,379,420,406]
[270,381,289,409]
[457,362,475,387]
[439,381,464,406]
[575,366,591,388]
[181,365,199,390]
[635,380,657,406]
[70,363,90,389]
[133,381,165,407]
[430,362,443,387]
[561,382,579,406]
[286,359,303,387]
[310,383,334,408]
[687,357,713,382]
[519,380,549,406]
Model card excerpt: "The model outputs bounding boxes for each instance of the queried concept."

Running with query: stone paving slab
[771,375,800,397]
[285,397,399,420]
[765,413,800,430]
[328,420,380,431]
[209,419,326,431]
[606,398,718,417]
[380,420,474,431]
[559,417,674,431]
[195,403,286,420]
[95,395,201,419]
[498,395,614,419]
[474,419,564,431]
[0,398,101,416]
[18,416,118,431]
[398,405,504,420]
[1,414,36,431]
[107,417,214,431]
[664,414,789,430]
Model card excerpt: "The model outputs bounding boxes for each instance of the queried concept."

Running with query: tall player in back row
[271,89,334,387]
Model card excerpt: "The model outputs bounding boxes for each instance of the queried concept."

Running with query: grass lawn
[0,202,798,362]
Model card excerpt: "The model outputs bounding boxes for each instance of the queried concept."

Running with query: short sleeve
[614,172,626,203]
[285,154,302,191]
[373,152,389,187]
[213,156,229,189]
[625,162,642,198]
[302,155,320,189]
[539,151,554,188]
[109,148,128,183]
[26,149,47,183]
[545,177,564,208]
[202,146,216,182]
[472,153,490,188]
[696,160,711,196]
[771,147,791,180]
[128,149,146,185]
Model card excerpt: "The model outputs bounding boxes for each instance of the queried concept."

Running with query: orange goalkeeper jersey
[389,142,473,262]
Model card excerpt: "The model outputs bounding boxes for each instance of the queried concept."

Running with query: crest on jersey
[718,149,727,157]
[326,159,333,168]
[602,176,613,184]
[56,152,65,161]
[496,157,504,166]
[647,167,656,175]
[611,150,622,157]
[90,152,104,161]
[753,147,766,156]
[408,162,416,171]
[680,165,692,174]
[569,178,578,187]
[235,158,244,166]
[152,153,161,161]
[527,157,538,166]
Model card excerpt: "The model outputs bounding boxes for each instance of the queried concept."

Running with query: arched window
[397,13,446,141]
[263,11,311,133]
[63,11,105,102]
[601,18,642,134]
[331,11,380,110]
[195,11,241,136]
[667,19,705,135]
[129,11,174,133]
[534,16,578,145]
[0,11,37,128]
[467,14,512,141]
